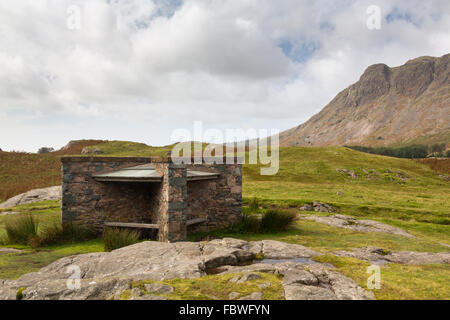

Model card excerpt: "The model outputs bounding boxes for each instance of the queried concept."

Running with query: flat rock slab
[281,262,375,300]
[0,238,322,300]
[0,186,61,209]
[333,246,450,265]
[0,238,374,300]
[298,214,416,239]
[216,262,374,300]
[208,238,322,259]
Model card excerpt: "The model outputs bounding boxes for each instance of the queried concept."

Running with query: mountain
[280,54,450,147]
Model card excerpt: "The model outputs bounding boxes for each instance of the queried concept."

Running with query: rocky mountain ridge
[280,54,450,147]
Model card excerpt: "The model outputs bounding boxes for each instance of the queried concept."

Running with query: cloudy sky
[0,0,449,152]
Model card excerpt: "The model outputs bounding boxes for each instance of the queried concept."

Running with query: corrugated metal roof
[93,167,162,182]
[92,165,220,182]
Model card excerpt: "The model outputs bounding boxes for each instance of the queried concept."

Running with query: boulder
[280,262,375,300]
[300,204,313,211]
[81,147,104,155]
[313,202,335,213]
[300,202,335,213]
[0,186,61,209]
[228,273,262,284]
[336,169,358,179]
[238,292,262,300]
[144,283,174,294]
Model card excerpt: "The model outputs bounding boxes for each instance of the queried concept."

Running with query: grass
[4,214,38,244]
[78,140,175,157]
[103,227,141,252]
[0,142,449,299]
[260,209,297,233]
[313,255,450,300]
[0,140,176,202]
[0,140,104,201]
[0,239,104,280]
[0,200,103,279]
[226,208,297,234]
[120,272,284,300]
[189,219,450,253]
[416,158,450,174]
[0,152,61,201]
[0,200,61,240]
[243,147,449,229]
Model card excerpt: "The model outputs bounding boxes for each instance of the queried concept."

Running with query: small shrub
[248,197,260,212]
[37,147,55,154]
[61,221,95,242]
[0,234,8,245]
[254,252,265,260]
[29,222,63,248]
[260,209,297,233]
[103,227,141,252]
[16,287,26,300]
[238,211,261,233]
[5,214,38,244]
[28,221,95,248]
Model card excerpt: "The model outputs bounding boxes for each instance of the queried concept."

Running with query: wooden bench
[186,218,207,226]
[104,222,159,229]
[105,218,206,230]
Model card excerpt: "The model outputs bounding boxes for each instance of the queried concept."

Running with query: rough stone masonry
[61,156,242,242]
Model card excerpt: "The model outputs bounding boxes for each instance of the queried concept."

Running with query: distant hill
[280,54,450,147]
[0,140,172,200]
[52,140,106,155]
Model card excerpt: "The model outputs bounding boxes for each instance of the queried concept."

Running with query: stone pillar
[157,163,187,242]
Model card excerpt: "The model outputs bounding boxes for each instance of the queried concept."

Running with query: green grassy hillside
[243,146,449,243]
[0,141,449,299]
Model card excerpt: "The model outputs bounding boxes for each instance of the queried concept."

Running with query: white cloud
[0,0,449,151]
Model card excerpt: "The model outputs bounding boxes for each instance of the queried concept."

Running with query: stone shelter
[61,156,242,242]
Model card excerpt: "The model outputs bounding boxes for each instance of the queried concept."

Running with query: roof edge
[61,156,244,163]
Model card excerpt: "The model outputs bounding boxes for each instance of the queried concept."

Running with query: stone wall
[61,157,156,232]
[185,163,242,233]
[61,157,242,242]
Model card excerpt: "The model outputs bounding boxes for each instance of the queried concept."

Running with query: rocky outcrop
[280,54,450,147]
[81,147,104,155]
[282,263,375,300]
[336,169,358,179]
[0,238,379,301]
[333,246,450,265]
[217,261,374,300]
[300,202,335,213]
[298,214,416,238]
[0,186,61,209]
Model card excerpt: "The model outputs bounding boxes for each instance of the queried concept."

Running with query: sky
[0,0,449,152]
